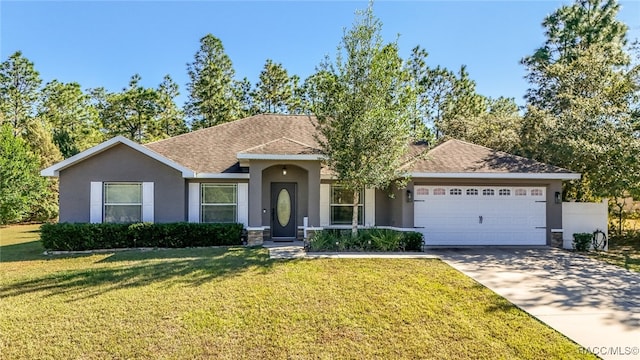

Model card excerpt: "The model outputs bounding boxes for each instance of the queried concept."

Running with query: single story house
[41,114,580,246]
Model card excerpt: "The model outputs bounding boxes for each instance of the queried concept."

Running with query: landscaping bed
[307,228,423,252]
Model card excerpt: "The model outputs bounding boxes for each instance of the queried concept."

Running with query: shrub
[41,222,243,251]
[369,229,403,251]
[403,231,424,251]
[572,232,592,252]
[307,228,424,252]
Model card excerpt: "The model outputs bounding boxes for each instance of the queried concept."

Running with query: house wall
[58,144,185,223]
[375,181,415,228]
[367,178,564,241]
[247,160,321,230]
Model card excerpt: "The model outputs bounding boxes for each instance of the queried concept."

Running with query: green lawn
[590,234,640,272]
[0,225,594,359]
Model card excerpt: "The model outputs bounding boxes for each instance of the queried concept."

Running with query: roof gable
[40,136,195,177]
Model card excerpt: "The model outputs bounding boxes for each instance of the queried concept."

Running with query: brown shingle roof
[144,115,573,176]
[239,137,321,155]
[145,114,319,173]
[408,139,573,174]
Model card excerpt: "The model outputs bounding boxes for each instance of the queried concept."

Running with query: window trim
[103,182,143,223]
[330,185,364,225]
[514,188,527,196]
[200,183,238,223]
[498,189,511,196]
[482,189,495,196]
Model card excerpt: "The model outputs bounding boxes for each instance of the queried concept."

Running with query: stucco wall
[375,182,415,228]
[247,160,321,229]
[58,144,185,223]
[562,199,608,250]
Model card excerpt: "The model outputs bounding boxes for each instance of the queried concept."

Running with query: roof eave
[410,172,581,180]
[40,136,196,178]
[190,173,251,179]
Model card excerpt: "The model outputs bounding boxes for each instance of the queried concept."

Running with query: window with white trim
[433,188,446,195]
[201,184,237,223]
[515,188,527,196]
[482,189,495,196]
[104,183,142,223]
[450,188,462,195]
[531,189,543,196]
[498,189,511,196]
[466,188,478,196]
[330,185,363,225]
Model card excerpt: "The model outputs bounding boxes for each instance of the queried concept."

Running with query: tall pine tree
[185,34,241,129]
[521,0,640,200]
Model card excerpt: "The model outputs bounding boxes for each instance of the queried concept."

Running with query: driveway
[433,247,640,360]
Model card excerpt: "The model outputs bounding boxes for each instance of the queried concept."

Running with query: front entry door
[271,183,297,240]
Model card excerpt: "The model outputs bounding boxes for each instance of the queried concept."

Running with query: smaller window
[330,185,364,225]
[498,189,511,196]
[201,184,237,223]
[531,189,543,196]
[416,188,429,196]
[104,182,142,223]
[433,188,446,195]
[515,189,527,196]
[449,188,462,195]
[482,189,495,196]
[466,188,478,196]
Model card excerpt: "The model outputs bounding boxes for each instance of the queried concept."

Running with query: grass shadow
[0,247,274,301]
[0,240,47,262]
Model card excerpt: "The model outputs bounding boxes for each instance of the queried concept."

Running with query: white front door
[413,186,546,246]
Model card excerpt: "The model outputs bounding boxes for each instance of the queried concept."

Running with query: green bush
[402,231,425,251]
[572,232,592,252]
[41,222,244,251]
[369,229,403,251]
[307,228,424,252]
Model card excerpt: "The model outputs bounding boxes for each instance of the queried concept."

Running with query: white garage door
[414,186,546,246]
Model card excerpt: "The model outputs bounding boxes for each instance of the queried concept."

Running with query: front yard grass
[0,225,593,359]
[589,234,640,272]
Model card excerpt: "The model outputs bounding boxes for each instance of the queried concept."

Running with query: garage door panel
[414,186,546,246]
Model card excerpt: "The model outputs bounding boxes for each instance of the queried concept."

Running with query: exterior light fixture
[554,191,561,204]
[282,166,287,176]
[406,189,413,202]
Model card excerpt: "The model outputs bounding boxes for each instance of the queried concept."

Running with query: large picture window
[330,185,363,225]
[104,183,142,223]
[201,184,237,223]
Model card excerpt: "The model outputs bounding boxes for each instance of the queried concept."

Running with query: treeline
[1,0,639,225]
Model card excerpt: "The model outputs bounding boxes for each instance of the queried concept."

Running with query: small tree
[311,3,414,235]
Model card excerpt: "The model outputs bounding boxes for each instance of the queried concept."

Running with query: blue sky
[2,1,639,108]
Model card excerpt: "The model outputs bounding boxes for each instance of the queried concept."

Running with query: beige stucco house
[41,114,580,246]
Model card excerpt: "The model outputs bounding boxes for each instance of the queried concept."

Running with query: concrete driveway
[433,247,640,360]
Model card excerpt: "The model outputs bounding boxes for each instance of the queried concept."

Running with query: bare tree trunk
[352,189,359,237]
